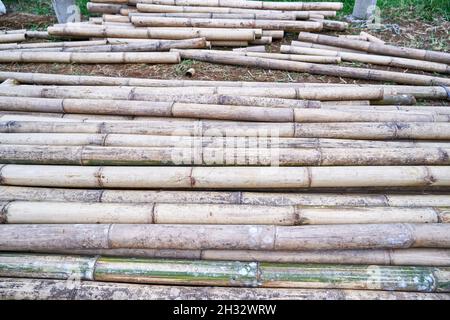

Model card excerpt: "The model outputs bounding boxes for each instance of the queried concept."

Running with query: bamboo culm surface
[0,252,449,292]
[1,145,450,166]
[3,186,450,207]
[0,200,448,225]
[2,278,449,300]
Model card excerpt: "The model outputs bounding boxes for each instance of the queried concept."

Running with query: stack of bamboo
[0,71,450,300]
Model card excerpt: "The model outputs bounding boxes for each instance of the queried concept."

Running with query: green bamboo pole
[0,253,449,292]
[3,278,448,300]
[1,223,449,251]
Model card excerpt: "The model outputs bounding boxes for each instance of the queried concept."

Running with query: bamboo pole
[0,34,26,44]
[0,252,449,291]
[48,25,261,41]
[209,40,248,47]
[290,41,367,53]
[360,31,385,45]
[173,49,450,86]
[130,16,323,32]
[19,248,450,267]
[233,46,266,53]
[372,94,417,105]
[87,2,129,14]
[0,223,450,250]
[0,200,448,225]
[131,0,345,11]
[2,277,449,300]
[249,36,271,45]
[135,4,337,18]
[228,50,341,63]
[0,51,181,64]
[2,145,450,166]
[0,165,450,189]
[0,40,109,51]
[280,45,450,74]
[2,118,450,140]
[0,71,447,100]
[25,31,50,39]
[0,84,386,101]
[2,133,450,149]
[298,32,450,64]
[3,186,450,207]
[130,11,301,20]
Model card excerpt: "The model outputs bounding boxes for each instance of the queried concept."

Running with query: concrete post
[52,0,79,23]
[0,1,6,15]
[352,0,378,20]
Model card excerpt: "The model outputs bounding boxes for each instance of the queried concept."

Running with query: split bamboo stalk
[0,33,26,44]
[0,51,181,64]
[131,16,323,32]
[130,11,301,20]
[1,223,450,250]
[173,49,450,85]
[48,25,260,41]
[227,50,341,63]
[135,3,337,18]
[298,32,450,64]
[132,0,344,11]
[2,145,450,166]
[2,119,450,140]
[2,277,449,300]
[0,165,450,189]
[0,71,447,100]
[20,248,450,267]
[280,45,450,74]
[0,84,386,101]
[360,31,385,44]
[2,133,450,150]
[0,200,448,225]
[57,38,208,52]
[0,252,449,292]
[0,40,109,51]
[3,186,450,207]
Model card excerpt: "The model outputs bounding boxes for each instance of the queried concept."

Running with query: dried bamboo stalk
[0,40,109,51]
[2,186,450,207]
[1,134,450,149]
[2,277,448,300]
[233,46,266,53]
[249,36,272,45]
[1,145,450,166]
[87,2,129,14]
[0,33,26,44]
[298,32,450,64]
[227,50,341,63]
[309,18,347,31]
[280,45,450,74]
[0,29,27,34]
[48,25,260,41]
[360,31,385,44]
[0,71,447,100]
[0,252,449,291]
[131,16,323,32]
[25,31,50,39]
[130,11,301,20]
[132,0,345,11]
[0,165,450,189]
[0,84,386,100]
[209,40,248,47]
[2,118,450,140]
[0,51,181,64]
[135,4,337,18]
[372,94,417,105]
[173,49,450,85]
[0,200,448,225]
[291,40,367,53]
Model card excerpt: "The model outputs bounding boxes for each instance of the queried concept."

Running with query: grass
[3,0,90,17]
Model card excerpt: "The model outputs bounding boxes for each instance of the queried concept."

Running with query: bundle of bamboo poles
[1,70,450,300]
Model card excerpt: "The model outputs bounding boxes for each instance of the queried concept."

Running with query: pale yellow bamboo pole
[0,223,449,250]
[131,0,344,11]
[249,36,272,45]
[0,40,109,51]
[209,40,248,47]
[227,50,341,63]
[130,11,301,20]
[3,186,450,207]
[280,45,450,74]
[135,3,337,18]
[1,200,447,225]
[0,52,181,64]
[298,32,450,64]
[48,25,260,41]
[0,71,447,100]
[5,278,447,300]
[0,33,26,44]
[0,165,450,189]
[131,16,323,32]
[360,31,385,44]
[173,49,450,85]
[87,2,130,14]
